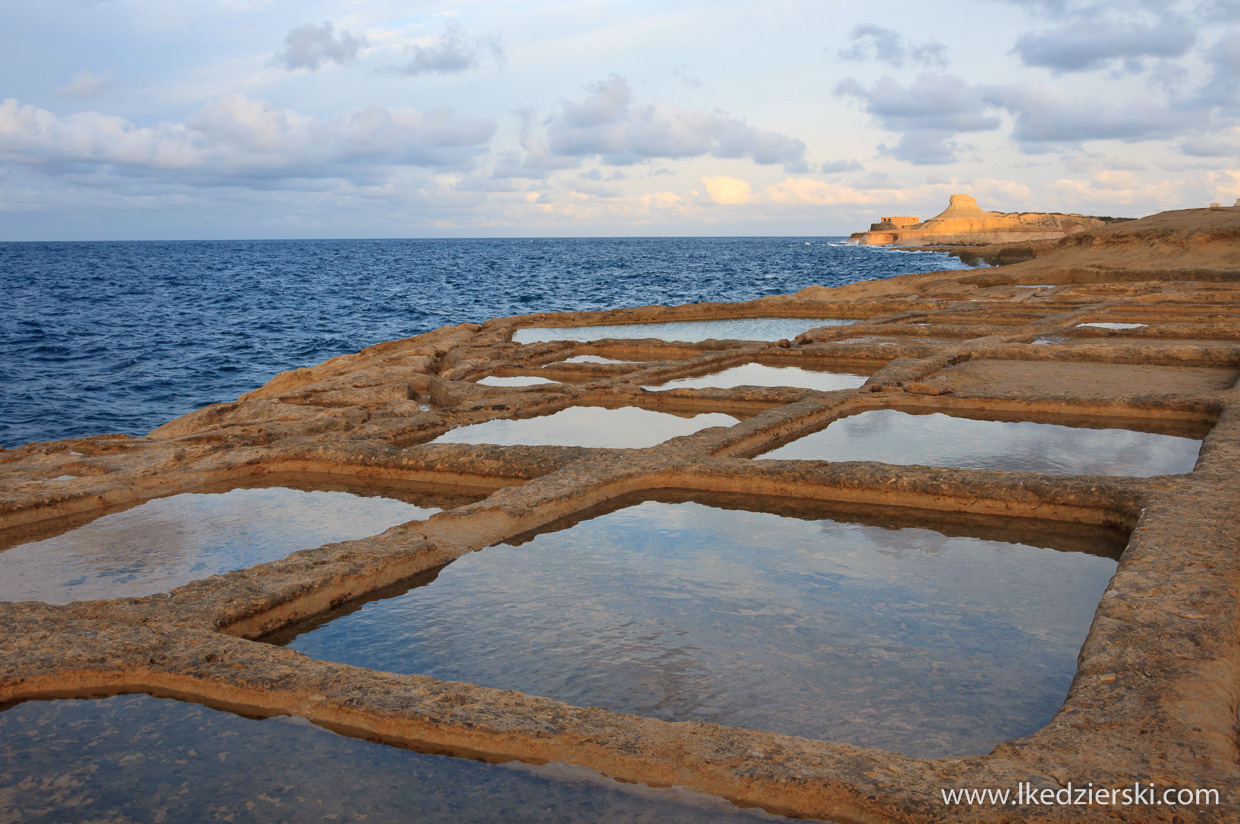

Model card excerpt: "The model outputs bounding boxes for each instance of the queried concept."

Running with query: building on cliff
[848,194,1108,246]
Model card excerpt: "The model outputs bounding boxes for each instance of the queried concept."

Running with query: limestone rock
[850,194,1112,247]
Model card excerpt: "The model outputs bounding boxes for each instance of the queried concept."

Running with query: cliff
[849,193,1110,246]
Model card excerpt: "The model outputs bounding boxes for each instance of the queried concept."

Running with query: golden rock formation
[850,193,1110,246]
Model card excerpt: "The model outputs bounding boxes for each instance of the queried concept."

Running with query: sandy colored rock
[2,206,1240,822]
[851,194,1112,247]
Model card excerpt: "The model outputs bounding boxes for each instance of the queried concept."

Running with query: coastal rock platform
[3,207,1240,822]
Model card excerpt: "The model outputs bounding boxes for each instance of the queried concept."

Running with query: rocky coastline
[3,207,1240,822]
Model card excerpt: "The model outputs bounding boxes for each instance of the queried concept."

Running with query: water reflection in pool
[0,694,790,823]
[430,406,739,448]
[756,409,1203,476]
[513,318,852,344]
[0,477,479,604]
[275,491,1125,757]
[476,376,559,386]
[560,355,634,364]
[645,362,868,392]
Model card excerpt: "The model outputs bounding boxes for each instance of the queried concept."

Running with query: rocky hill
[850,194,1112,246]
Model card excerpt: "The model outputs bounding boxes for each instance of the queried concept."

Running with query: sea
[0,238,968,448]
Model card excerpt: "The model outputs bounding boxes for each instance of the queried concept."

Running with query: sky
[1,0,1238,240]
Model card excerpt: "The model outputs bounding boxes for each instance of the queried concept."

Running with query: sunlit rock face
[849,194,1110,246]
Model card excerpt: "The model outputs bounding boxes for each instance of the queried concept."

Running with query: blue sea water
[0,238,966,448]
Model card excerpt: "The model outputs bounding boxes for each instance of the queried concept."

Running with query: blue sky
[1,0,1237,239]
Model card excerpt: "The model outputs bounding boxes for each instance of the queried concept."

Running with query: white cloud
[702,175,752,204]
[273,21,367,72]
[1048,169,1240,209]
[396,23,505,77]
[1012,11,1196,73]
[6,0,1239,237]
[986,84,1190,144]
[838,25,947,69]
[1180,129,1240,158]
[835,74,1000,164]
[763,178,903,206]
[838,69,1206,160]
[639,191,684,210]
[1196,36,1240,113]
[818,159,864,174]
[566,175,622,198]
[531,75,809,172]
[54,70,114,99]
[514,185,687,224]
[0,96,495,185]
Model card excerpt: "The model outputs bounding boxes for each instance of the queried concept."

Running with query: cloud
[1180,130,1240,158]
[818,159,864,174]
[1196,0,1240,21]
[640,191,684,210]
[0,95,495,186]
[998,0,1070,12]
[396,23,505,77]
[1061,151,1147,174]
[273,21,367,72]
[1048,170,1197,207]
[529,74,808,172]
[702,175,752,204]
[514,185,688,224]
[838,25,947,69]
[984,84,1189,144]
[54,70,114,99]
[758,176,1039,214]
[838,68,1204,159]
[1196,37,1240,112]
[566,175,622,198]
[835,74,1000,164]
[763,178,900,206]
[1011,11,1196,73]
[835,75,998,134]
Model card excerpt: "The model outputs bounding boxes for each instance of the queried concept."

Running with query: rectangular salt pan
[644,362,868,392]
[275,493,1124,757]
[0,694,785,823]
[513,318,852,344]
[561,355,634,364]
[0,487,440,604]
[475,375,559,386]
[430,406,738,448]
[758,409,1202,476]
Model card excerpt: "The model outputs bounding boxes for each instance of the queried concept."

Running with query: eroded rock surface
[3,207,1240,823]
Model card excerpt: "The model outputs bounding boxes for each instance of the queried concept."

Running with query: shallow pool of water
[0,694,789,823]
[645,362,868,392]
[513,318,853,344]
[275,491,1124,757]
[1075,322,1147,330]
[476,376,559,386]
[560,355,634,364]
[0,480,460,604]
[430,406,739,448]
[756,409,1203,476]
[830,336,955,347]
